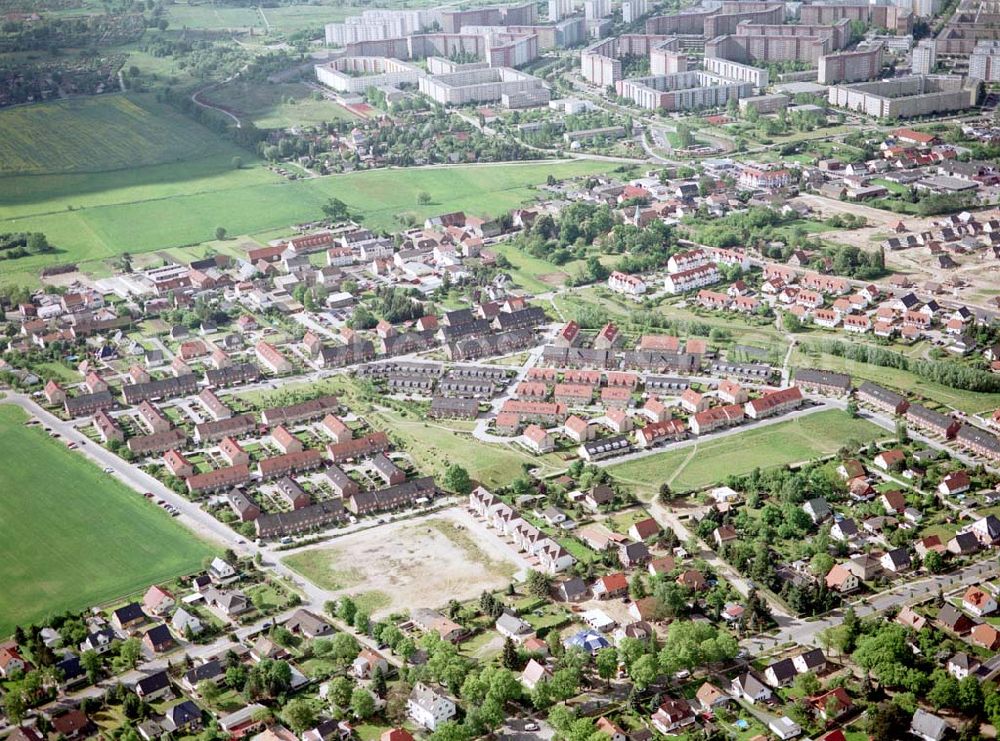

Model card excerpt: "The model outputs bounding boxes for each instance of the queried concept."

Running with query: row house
[705,246,752,270]
[607,371,639,389]
[258,450,324,479]
[198,388,232,421]
[607,271,647,296]
[255,500,347,539]
[44,380,65,405]
[622,349,700,373]
[500,399,568,425]
[324,465,359,498]
[255,341,293,375]
[93,410,124,443]
[65,391,115,418]
[517,382,548,399]
[564,415,594,443]
[856,381,909,415]
[843,314,872,333]
[664,263,720,294]
[194,414,256,443]
[446,329,535,361]
[745,386,803,419]
[204,363,260,388]
[564,370,602,385]
[186,464,251,495]
[579,435,632,461]
[470,488,575,574]
[764,264,798,284]
[138,401,172,435]
[667,249,709,274]
[906,403,961,439]
[437,379,493,398]
[220,436,250,467]
[813,309,840,328]
[732,295,759,313]
[553,321,581,348]
[601,387,632,409]
[802,273,850,295]
[955,424,1000,461]
[275,477,311,510]
[690,404,745,435]
[347,476,436,515]
[542,346,613,369]
[636,418,686,448]
[794,369,852,396]
[317,341,376,368]
[554,383,595,406]
[327,431,391,463]
[121,375,198,405]
[698,289,731,310]
[163,450,194,478]
[717,379,748,404]
[227,490,260,522]
[127,429,187,457]
[261,395,339,427]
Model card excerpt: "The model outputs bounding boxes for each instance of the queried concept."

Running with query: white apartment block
[419,66,549,106]
[912,38,936,75]
[607,271,647,296]
[315,57,424,94]
[325,9,431,45]
[548,0,576,22]
[622,0,648,23]
[664,263,721,294]
[584,0,611,20]
[703,56,769,88]
[970,40,1000,82]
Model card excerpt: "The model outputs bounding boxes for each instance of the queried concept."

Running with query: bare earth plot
[282,508,527,617]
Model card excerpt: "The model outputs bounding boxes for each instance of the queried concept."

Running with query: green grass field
[0,404,215,635]
[1,144,615,286]
[202,82,360,128]
[608,409,887,495]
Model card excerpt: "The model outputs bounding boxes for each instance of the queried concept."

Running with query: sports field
[608,409,887,495]
[0,405,215,635]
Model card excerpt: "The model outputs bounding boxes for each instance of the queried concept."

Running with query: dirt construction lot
[282,507,528,617]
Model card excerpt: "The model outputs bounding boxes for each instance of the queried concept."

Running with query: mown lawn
[608,409,887,495]
[0,404,215,635]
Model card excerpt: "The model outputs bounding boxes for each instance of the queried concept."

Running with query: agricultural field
[0,405,215,635]
[283,508,523,618]
[0,155,615,287]
[0,94,243,176]
[202,81,360,128]
[608,409,887,496]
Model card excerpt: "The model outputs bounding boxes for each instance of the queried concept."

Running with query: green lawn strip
[608,410,886,495]
[0,404,215,635]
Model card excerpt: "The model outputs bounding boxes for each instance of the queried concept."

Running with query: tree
[282,699,317,733]
[428,721,471,741]
[118,638,142,670]
[417,191,432,205]
[322,198,353,222]
[371,666,387,697]
[501,637,519,670]
[595,648,618,686]
[793,672,821,697]
[337,596,357,624]
[924,550,946,574]
[330,632,359,663]
[329,676,354,708]
[215,227,227,241]
[630,653,658,691]
[2,690,25,724]
[525,569,552,598]
[846,399,859,418]
[443,464,473,495]
[350,687,376,719]
[865,701,909,740]
[80,650,102,683]
[197,680,221,705]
